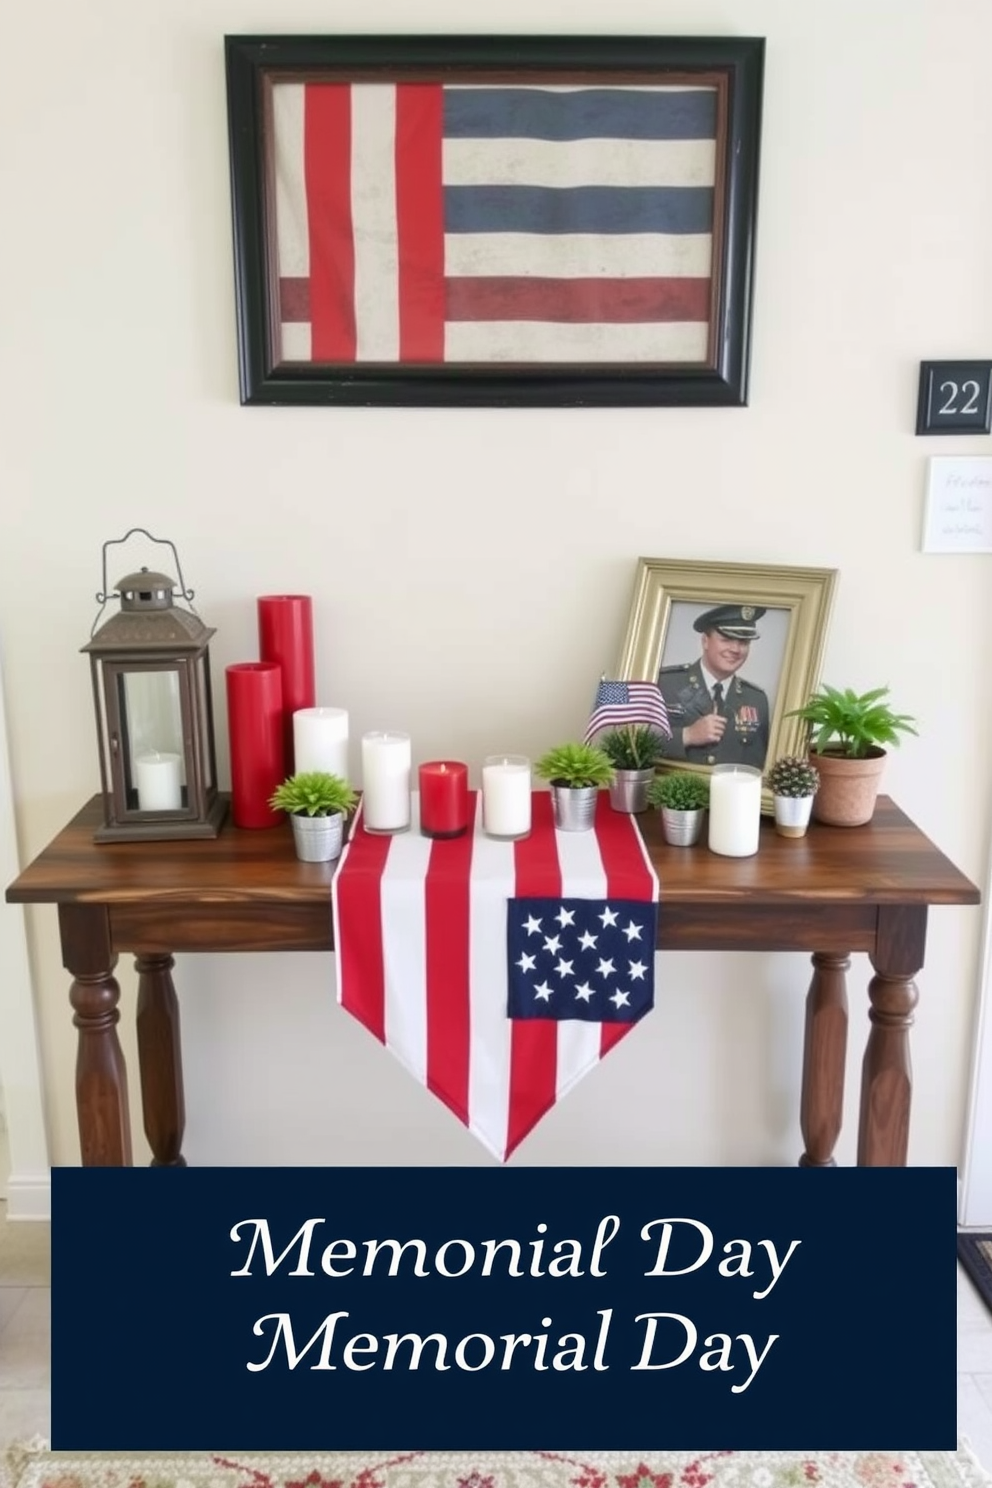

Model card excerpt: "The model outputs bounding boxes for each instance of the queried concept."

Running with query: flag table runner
[272,81,717,366]
[331,791,659,1161]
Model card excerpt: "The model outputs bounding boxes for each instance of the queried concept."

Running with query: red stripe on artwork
[592,794,657,1056]
[335,810,392,1041]
[424,794,476,1123]
[395,85,445,363]
[505,790,561,1160]
[304,84,356,361]
[446,276,711,324]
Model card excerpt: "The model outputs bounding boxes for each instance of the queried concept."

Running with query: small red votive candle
[418,761,470,839]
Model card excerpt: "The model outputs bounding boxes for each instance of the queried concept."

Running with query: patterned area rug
[1,1444,989,1488]
[959,1232,992,1319]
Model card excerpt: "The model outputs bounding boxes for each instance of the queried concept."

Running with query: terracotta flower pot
[810,748,887,827]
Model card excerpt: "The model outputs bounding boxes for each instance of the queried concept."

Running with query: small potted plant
[534,741,615,832]
[786,685,917,826]
[268,770,358,862]
[600,725,668,814]
[647,771,710,846]
[766,755,820,839]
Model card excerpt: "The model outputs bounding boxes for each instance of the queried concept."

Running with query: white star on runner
[523,915,542,936]
[543,934,562,955]
[574,982,595,1002]
[578,930,598,951]
[596,958,615,979]
[609,989,631,1008]
[516,952,537,972]
[622,921,643,942]
[556,907,576,927]
[555,958,574,979]
[628,960,647,980]
[599,906,619,927]
[534,981,553,1002]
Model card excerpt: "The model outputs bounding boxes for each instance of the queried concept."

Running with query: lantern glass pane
[195,656,215,790]
[118,669,186,810]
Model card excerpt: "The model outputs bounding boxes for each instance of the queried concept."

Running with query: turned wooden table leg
[799,951,850,1167]
[858,905,926,1167]
[59,903,132,1167]
[135,952,187,1168]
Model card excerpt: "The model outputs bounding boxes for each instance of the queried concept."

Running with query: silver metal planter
[290,811,344,862]
[550,784,600,832]
[773,793,814,838]
[608,768,654,814]
[660,806,705,846]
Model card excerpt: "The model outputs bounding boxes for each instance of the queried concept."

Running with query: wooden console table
[5,793,980,1168]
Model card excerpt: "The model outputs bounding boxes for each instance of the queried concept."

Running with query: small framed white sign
[922,457,992,553]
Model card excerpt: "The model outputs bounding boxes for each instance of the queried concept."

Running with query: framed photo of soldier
[615,557,838,806]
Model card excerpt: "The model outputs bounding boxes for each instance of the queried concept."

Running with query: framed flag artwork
[614,558,837,806]
[224,34,765,406]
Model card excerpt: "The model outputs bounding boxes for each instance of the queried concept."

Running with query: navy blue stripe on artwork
[444,184,713,236]
[443,87,717,142]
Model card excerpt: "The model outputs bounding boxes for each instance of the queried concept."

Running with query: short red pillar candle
[226,661,284,829]
[418,761,470,838]
[257,595,315,772]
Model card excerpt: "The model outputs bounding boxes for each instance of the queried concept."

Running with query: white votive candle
[708,764,763,857]
[294,707,349,780]
[135,751,182,811]
[482,755,532,839]
[361,731,412,833]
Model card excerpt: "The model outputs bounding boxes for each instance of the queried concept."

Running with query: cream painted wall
[1,0,990,1171]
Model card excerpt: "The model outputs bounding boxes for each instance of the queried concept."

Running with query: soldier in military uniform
[658,604,771,767]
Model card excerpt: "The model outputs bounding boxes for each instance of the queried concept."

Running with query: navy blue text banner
[51,1165,955,1451]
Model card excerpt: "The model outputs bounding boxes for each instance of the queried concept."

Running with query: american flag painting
[331,790,659,1162]
[271,80,718,366]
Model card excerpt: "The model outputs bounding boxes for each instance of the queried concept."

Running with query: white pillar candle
[708,764,763,857]
[482,755,532,839]
[294,707,349,779]
[135,751,182,812]
[361,731,412,833]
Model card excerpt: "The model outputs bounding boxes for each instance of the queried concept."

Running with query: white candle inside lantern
[708,764,762,857]
[482,755,532,839]
[294,707,349,779]
[135,751,183,811]
[361,731,412,833]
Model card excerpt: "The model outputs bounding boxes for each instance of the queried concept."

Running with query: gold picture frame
[616,558,838,809]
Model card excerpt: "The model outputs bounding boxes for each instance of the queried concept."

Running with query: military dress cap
[693,603,767,640]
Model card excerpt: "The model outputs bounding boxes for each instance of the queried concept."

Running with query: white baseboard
[5,1171,51,1220]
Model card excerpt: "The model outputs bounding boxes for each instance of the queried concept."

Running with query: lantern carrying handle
[92,527,198,634]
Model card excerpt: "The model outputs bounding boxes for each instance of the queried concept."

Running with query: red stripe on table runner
[445,276,711,324]
[593,793,658,1057]
[505,791,562,1160]
[395,84,445,363]
[424,792,476,1123]
[304,84,356,361]
[335,812,393,1042]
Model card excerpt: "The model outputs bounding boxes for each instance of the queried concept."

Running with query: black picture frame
[224,34,764,408]
[916,360,992,435]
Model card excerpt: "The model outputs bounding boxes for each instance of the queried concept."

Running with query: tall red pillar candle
[418,761,470,838]
[257,594,315,772]
[226,662,285,829]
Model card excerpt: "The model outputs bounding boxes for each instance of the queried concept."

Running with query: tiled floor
[2,1201,992,1460]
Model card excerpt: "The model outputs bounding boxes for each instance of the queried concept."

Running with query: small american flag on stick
[583,679,671,744]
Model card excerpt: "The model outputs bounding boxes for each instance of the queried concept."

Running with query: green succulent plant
[766,756,820,798]
[599,725,668,771]
[786,685,917,760]
[269,771,357,818]
[534,741,615,790]
[647,771,710,812]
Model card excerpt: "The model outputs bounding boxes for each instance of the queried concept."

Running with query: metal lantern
[82,529,226,842]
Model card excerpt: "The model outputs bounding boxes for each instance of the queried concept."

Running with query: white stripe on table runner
[553,820,609,1102]
[351,83,400,362]
[467,795,517,1161]
[379,795,431,1086]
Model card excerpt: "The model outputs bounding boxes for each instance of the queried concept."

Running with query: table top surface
[5,793,981,910]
